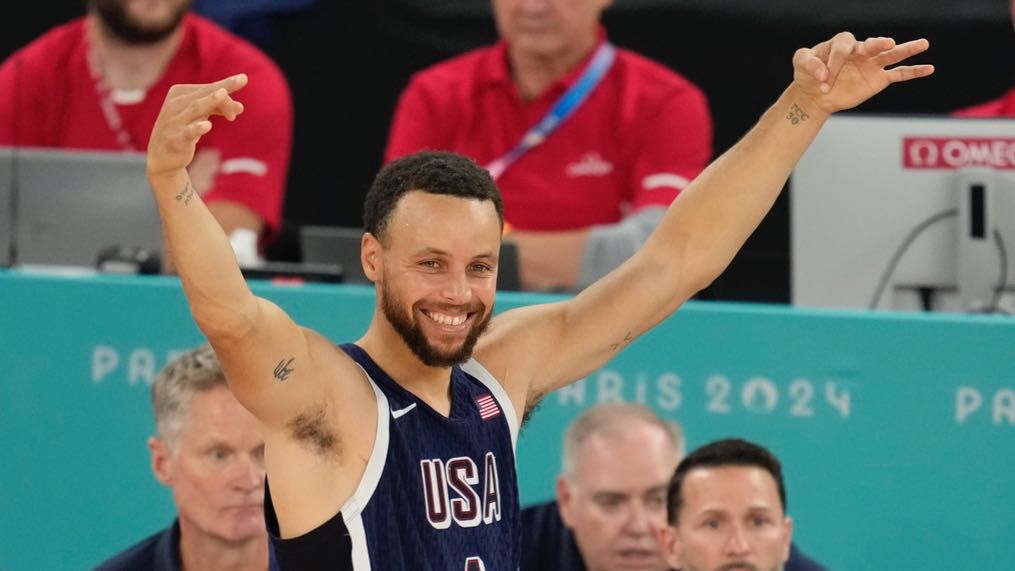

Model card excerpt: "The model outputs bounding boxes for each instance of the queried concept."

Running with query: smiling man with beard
[0,0,292,262]
[142,31,932,569]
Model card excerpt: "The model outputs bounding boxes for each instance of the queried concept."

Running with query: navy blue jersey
[266,344,521,570]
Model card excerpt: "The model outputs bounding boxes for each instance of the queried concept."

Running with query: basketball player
[143,32,932,568]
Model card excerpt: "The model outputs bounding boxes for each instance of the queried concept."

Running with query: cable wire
[987,228,1008,314]
[868,208,957,310]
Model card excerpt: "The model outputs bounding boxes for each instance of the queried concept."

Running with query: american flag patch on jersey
[475,393,501,420]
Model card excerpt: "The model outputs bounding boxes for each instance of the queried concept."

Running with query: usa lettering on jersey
[420,452,501,529]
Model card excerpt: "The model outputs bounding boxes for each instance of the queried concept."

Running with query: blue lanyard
[486,42,617,180]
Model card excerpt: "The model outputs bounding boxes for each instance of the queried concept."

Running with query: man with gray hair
[522,402,684,570]
[96,344,279,570]
[520,403,826,571]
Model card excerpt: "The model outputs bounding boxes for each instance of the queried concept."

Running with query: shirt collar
[154,519,183,571]
[156,518,280,571]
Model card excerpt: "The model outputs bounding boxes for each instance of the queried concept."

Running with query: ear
[148,435,173,486]
[555,476,575,528]
[781,515,794,563]
[361,232,382,282]
[656,524,683,569]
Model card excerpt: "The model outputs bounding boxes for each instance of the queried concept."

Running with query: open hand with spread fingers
[146,74,248,180]
[793,32,934,116]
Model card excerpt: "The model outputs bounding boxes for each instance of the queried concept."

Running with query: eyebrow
[410,247,499,261]
[199,440,232,452]
[696,506,777,518]
[410,247,450,257]
[592,491,628,502]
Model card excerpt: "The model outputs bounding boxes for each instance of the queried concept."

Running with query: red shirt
[384,35,712,231]
[0,14,293,235]
[954,87,1015,117]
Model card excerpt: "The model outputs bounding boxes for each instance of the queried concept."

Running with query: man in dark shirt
[521,403,827,571]
[95,344,278,571]
[658,438,827,571]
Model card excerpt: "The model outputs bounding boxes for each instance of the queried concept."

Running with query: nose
[231,453,265,493]
[515,0,548,9]
[439,269,473,304]
[724,523,751,557]
[623,502,654,536]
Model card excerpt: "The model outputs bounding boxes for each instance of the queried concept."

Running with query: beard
[684,562,783,571]
[381,281,492,368]
[92,0,191,45]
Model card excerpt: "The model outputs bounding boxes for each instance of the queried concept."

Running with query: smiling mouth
[422,309,472,327]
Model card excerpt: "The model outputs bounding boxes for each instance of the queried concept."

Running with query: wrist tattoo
[175,181,195,205]
[273,357,295,381]
[786,103,810,125]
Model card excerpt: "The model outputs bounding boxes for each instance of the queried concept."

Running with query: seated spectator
[521,403,827,570]
[954,0,1014,116]
[657,437,825,571]
[95,344,278,570]
[384,0,712,292]
[0,0,293,264]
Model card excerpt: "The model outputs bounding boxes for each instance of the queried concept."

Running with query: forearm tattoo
[175,181,195,205]
[786,103,810,125]
[273,357,295,381]
[608,331,634,352]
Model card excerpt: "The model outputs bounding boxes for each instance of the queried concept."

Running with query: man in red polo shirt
[954,0,1015,117]
[0,0,292,262]
[384,0,712,292]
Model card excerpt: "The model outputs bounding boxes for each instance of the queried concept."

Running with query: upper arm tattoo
[273,357,295,381]
[608,331,634,352]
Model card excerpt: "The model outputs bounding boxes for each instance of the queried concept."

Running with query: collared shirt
[520,500,831,571]
[384,29,712,231]
[93,519,281,571]
[954,87,1015,117]
[0,14,293,236]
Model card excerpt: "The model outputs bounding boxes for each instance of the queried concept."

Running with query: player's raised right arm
[146,74,321,427]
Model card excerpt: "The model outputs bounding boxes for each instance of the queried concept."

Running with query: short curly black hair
[363,151,504,241]
[666,438,787,524]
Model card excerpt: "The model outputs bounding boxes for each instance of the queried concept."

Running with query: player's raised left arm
[479,34,933,403]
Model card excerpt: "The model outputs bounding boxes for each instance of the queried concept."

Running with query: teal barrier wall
[1,270,1012,569]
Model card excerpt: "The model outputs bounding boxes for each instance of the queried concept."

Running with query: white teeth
[426,311,467,326]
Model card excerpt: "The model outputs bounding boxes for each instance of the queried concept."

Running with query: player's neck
[87,14,183,92]
[508,33,598,101]
[177,526,269,571]
[359,322,455,416]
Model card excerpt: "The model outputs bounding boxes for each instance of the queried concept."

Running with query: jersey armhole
[460,358,520,450]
